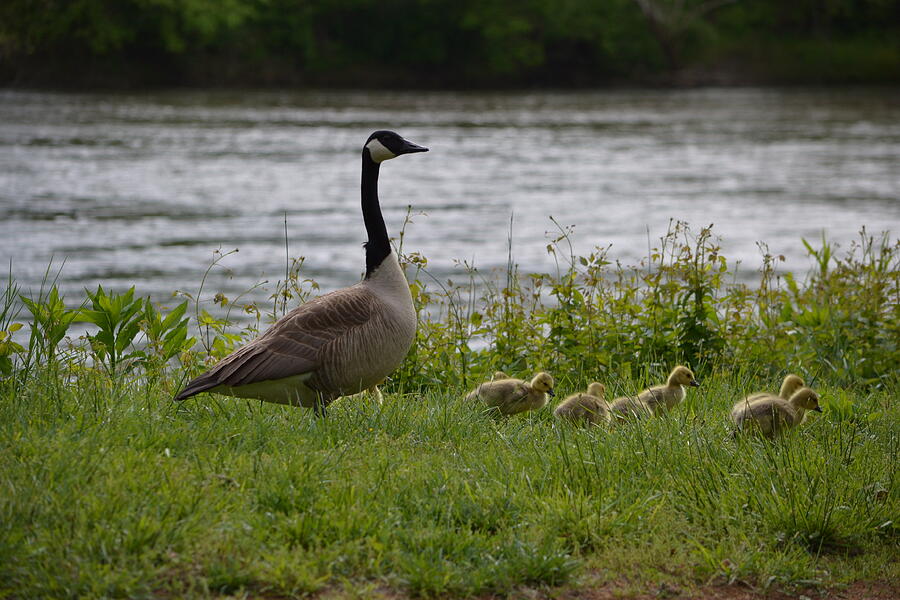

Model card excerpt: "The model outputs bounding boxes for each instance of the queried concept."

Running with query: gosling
[745,374,805,403]
[554,382,610,426]
[609,395,654,421]
[730,387,822,438]
[778,374,805,399]
[466,372,555,416]
[640,365,700,413]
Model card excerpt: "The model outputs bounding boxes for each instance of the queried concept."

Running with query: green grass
[2,223,897,597]
[1,370,897,598]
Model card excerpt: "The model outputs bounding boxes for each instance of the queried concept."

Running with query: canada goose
[466,372,555,416]
[642,365,699,412]
[554,382,610,425]
[731,387,822,438]
[745,374,805,404]
[609,365,698,421]
[175,131,428,414]
[609,396,653,421]
[778,374,805,399]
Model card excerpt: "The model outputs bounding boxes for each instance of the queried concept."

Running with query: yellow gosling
[731,387,822,438]
[609,366,698,422]
[554,382,610,426]
[778,374,805,399]
[340,379,386,405]
[609,395,653,421]
[744,373,805,404]
[637,365,699,414]
[466,372,555,416]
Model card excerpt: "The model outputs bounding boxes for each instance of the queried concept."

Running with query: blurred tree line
[1,0,898,87]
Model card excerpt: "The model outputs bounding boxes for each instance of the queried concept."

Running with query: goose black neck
[362,151,390,278]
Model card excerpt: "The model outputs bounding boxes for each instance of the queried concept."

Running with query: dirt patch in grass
[547,579,900,600]
[309,579,900,600]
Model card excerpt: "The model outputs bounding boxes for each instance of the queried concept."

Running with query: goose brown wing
[175,287,375,399]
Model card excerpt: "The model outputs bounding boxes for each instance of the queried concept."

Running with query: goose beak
[813,406,823,413]
[398,139,429,155]
[548,389,555,397]
[689,380,700,387]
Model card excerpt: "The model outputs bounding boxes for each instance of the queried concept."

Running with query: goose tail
[174,373,220,401]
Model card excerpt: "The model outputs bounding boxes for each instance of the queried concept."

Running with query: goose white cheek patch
[366,138,396,163]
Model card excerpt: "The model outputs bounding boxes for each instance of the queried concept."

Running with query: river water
[1,88,898,312]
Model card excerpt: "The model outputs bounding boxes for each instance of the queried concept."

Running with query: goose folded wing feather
[183,287,374,391]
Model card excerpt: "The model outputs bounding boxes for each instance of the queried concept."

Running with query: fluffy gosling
[624,365,700,415]
[743,374,805,407]
[778,374,805,399]
[730,386,822,438]
[466,372,555,416]
[610,365,699,421]
[554,382,610,426]
[609,395,654,421]
[640,365,700,413]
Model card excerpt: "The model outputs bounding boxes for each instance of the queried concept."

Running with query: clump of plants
[397,221,898,394]
[1,222,897,394]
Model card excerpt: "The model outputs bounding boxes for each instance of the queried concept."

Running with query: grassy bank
[1,370,898,598]
[1,223,898,597]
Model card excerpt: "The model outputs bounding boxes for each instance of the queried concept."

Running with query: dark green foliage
[139,298,196,372]
[1,0,897,86]
[397,224,898,395]
[78,285,146,375]
[775,233,900,386]
[20,286,79,365]
[0,270,24,377]
[4,224,896,393]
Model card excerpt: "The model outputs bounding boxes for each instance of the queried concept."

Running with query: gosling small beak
[399,139,429,154]
[813,406,823,413]
[548,389,555,397]
[690,380,700,387]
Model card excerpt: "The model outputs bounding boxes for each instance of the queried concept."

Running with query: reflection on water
[1,88,898,310]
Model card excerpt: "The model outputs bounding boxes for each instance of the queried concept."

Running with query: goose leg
[313,398,328,418]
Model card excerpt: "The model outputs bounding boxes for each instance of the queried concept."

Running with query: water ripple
[2,88,898,310]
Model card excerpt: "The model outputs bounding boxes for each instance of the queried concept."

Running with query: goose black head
[364,130,429,164]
